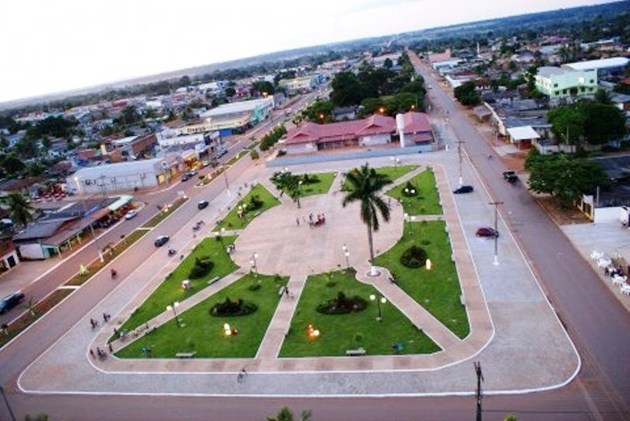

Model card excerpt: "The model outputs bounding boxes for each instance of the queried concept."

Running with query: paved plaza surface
[15,150,581,397]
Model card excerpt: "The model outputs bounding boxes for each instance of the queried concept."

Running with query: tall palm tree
[5,192,34,229]
[342,164,392,275]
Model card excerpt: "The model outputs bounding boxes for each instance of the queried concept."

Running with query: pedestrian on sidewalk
[89,349,95,358]
[296,217,300,226]
[108,343,113,353]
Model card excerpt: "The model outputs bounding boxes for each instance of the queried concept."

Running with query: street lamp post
[342,244,350,270]
[296,180,303,208]
[489,201,503,265]
[250,252,259,278]
[369,294,387,321]
[404,212,413,235]
[223,169,230,195]
[166,301,181,328]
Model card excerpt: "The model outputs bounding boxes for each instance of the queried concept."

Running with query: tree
[0,153,25,176]
[525,151,611,207]
[580,101,626,145]
[330,71,365,107]
[252,80,275,96]
[547,106,585,146]
[454,82,481,106]
[5,192,34,228]
[224,87,236,97]
[342,164,392,275]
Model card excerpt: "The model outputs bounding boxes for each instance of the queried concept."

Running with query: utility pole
[456,140,465,186]
[489,201,503,265]
[474,361,484,421]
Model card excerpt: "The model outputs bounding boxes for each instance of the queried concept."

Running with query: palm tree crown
[5,192,34,229]
[342,164,392,269]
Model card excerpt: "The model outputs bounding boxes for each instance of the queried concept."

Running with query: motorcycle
[110,269,118,279]
[167,248,177,257]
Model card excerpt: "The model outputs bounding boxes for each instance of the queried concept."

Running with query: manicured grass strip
[216,183,280,231]
[142,196,188,228]
[65,229,149,286]
[272,172,337,198]
[342,165,417,190]
[115,273,288,358]
[374,221,470,338]
[387,168,443,215]
[119,236,238,333]
[279,270,440,357]
[0,289,73,349]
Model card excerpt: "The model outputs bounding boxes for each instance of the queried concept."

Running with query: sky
[0,0,617,103]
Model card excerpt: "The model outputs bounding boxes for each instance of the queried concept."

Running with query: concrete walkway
[18,153,578,396]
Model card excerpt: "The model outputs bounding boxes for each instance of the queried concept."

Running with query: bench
[175,352,197,359]
[208,276,220,285]
[460,294,466,306]
[345,347,366,357]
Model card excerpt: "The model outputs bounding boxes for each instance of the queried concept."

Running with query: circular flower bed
[210,297,257,316]
[400,245,428,268]
[316,291,367,314]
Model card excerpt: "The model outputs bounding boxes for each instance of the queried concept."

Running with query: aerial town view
[1,0,630,420]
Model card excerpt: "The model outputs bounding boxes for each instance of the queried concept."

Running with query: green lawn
[386,168,443,215]
[341,165,417,191]
[115,273,288,358]
[374,221,470,339]
[279,270,440,357]
[118,236,238,333]
[216,183,280,230]
[295,172,337,197]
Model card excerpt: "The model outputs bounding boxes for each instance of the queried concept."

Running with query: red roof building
[283,112,433,154]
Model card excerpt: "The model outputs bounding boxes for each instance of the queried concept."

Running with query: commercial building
[199,97,274,136]
[283,112,433,155]
[534,66,598,100]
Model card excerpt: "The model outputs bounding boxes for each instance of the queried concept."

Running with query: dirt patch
[534,196,591,225]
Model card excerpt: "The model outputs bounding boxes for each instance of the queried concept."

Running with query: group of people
[296,213,327,228]
[605,265,626,279]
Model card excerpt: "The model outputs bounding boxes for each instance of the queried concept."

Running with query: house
[534,66,598,101]
[332,106,358,121]
[0,238,19,272]
[283,112,433,155]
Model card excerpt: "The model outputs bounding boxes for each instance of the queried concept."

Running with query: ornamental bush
[189,257,214,278]
[400,245,428,268]
[316,291,368,314]
[210,297,257,316]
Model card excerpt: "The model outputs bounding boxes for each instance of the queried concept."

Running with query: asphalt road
[1,71,630,419]
[412,52,630,419]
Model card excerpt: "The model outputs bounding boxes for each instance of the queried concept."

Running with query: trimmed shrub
[316,291,368,314]
[400,246,428,268]
[210,297,257,316]
[247,195,264,211]
[250,149,260,160]
[189,257,214,279]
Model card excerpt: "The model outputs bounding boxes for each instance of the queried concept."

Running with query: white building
[68,158,175,194]
[534,66,598,100]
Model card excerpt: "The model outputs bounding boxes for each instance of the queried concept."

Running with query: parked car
[453,185,474,194]
[124,209,138,220]
[503,171,518,183]
[181,174,190,182]
[154,235,170,247]
[198,200,209,210]
[0,291,25,314]
[476,227,499,238]
[201,160,211,168]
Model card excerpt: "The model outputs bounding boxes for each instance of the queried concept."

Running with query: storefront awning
[108,195,133,212]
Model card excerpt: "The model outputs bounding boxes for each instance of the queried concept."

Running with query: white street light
[166,301,181,327]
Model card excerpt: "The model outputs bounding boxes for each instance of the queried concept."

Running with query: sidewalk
[17,152,579,396]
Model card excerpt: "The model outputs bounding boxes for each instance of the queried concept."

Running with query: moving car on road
[198,200,209,210]
[453,185,474,194]
[0,291,25,314]
[154,235,170,247]
[124,209,138,220]
[503,171,518,183]
[476,227,499,238]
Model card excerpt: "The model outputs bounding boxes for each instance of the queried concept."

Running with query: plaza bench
[208,276,220,285]
[345,347,366,357]
[460,294,466,306]
[175,352,197,359]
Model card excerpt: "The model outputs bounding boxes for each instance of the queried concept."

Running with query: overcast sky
[0,0,616,103]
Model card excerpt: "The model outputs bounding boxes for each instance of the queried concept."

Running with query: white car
[124,209,138,220]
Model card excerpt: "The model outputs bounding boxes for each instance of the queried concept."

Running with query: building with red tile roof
[283,112,433,154]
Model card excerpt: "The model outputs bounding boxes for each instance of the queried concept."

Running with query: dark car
[181,174,190,182]
[154,235,170,247]
[198,200,209,210]
[476,227,499,238]
[0,291,25,314]
[503,171,518,183]
[453,185,474,194]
